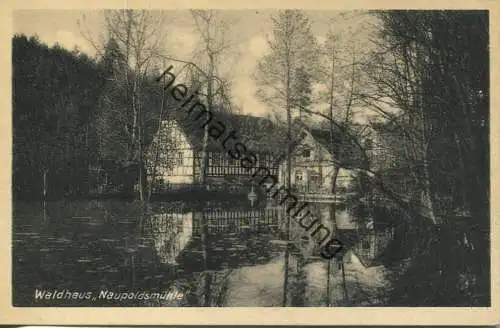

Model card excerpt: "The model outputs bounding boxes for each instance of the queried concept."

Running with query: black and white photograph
[9,4,491,314]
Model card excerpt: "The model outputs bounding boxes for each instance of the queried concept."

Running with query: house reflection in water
[140,203,394,306]
[177,206,284,272]
[308,204,395,267]
[141,205,306,306]
[326,207,395,306]
[11,199,395,307]
[143,205,286,270]
[335,209,395,268]
[146,212,194,265]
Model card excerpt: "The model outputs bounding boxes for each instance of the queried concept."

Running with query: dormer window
[302,149,311,158]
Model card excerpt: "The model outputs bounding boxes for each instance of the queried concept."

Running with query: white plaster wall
[278,132,355,191]
[161,147,194,184]
[148,120,195,185]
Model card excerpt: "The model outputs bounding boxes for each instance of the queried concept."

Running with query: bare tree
[96,10,166,201]
[254,9,319,306]
[254,9,319,204]
[189,10,232,188]
[357,11,489,304]
[358,12,440,224]
[312,16,374,304]
[292,12,449,226]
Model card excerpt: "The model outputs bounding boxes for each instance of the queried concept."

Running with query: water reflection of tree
[190,207,236,306]
[184,205,287,306]
[140,203,308,306]
[141,204,193,266]
[201,209,211,306]
[290,251,307,306]
[280,244,309,307]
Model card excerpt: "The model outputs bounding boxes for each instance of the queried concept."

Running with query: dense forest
[13,11,235,202]
[12,34,175,200]
[13,34,104,199]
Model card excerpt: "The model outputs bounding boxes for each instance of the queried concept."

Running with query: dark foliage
[12,34,180,200]
[13,34,105,199]
[369,10,489,306]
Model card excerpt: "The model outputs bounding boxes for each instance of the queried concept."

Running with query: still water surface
[13,200,384,307]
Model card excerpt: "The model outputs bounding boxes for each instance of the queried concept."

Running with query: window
[310,171,320,182]
[302,149,311,158]
[295,170,303,182]
[362,240,371,250]
[175,152,183,166]
[212,153,221,166]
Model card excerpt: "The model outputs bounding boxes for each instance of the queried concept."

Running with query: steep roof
[164,107,367,168]
[166,108,294,155]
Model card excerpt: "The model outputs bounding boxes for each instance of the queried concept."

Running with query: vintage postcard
[0,0,498,325]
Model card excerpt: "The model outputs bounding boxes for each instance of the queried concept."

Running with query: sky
[13,9,377,118]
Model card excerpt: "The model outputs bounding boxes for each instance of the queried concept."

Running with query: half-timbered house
[146,110,288,193]
[278,121,368,196]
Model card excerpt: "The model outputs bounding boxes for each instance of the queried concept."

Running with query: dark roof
[167,108,367,167]
[167,109,294,155]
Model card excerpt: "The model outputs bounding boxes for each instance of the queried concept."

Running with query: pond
[12,199,391,307]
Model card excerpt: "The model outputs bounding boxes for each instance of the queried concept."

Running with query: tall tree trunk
[137,76,147,202]
[327,45,343,305]
[327,42,339,231]
[419,75,437,224]
[341,261,349,302]
[198,50,215,191]
[138,159,147,202]
[201,209,212,306]
[421,148,437,224]
[326,259,331,306]
[282,243,291,307]
[42,168,49,200]
[148,80,168,201]
[283,39,292,307]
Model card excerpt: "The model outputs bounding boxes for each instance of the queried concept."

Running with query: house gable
[149,112,294,185]
[147,119,195,184]
[278,127,355,190]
